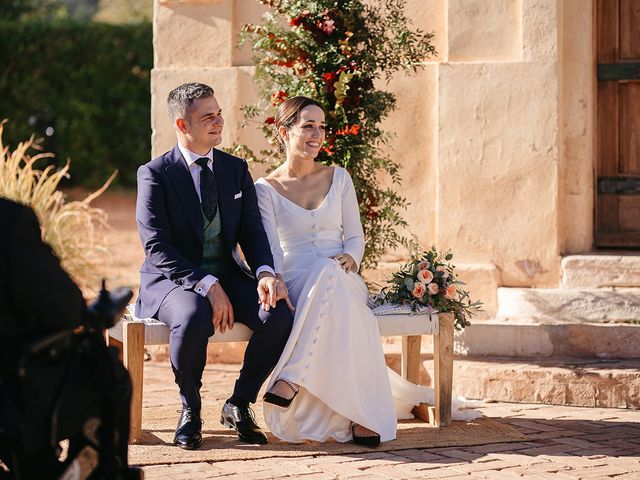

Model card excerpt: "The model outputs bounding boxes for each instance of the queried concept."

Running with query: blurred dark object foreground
[0,198,141,479]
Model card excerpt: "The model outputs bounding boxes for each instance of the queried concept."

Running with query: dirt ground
[82,189,145,297]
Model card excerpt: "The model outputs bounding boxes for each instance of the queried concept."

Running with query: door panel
[620,83,640,174]
[595,0,640,247]
[620,0,640,59]
[619,196,640,230]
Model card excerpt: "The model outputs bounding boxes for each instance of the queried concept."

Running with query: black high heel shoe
[263,378,299,408]
[351,423,381,447]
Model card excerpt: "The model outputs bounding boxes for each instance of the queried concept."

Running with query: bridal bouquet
[375,247,483,330]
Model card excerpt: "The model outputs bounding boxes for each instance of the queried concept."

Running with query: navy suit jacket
[135,145,274,319]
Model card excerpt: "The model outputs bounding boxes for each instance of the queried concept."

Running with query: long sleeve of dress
[255,182,285,274]
[340,169,365,270]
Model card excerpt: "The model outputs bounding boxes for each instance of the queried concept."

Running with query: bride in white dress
[255,96,480,446]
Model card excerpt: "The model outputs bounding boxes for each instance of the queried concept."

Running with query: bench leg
[105,333,124,362]
[434,312,454,427]
[123,322,145,443]
[401,335,422,384]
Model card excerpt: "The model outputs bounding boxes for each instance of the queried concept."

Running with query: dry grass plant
[0,120,116,294]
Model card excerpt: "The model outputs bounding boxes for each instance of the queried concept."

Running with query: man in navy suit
[136,83,293,448]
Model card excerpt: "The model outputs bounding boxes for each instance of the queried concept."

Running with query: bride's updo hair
[274,96,324,153]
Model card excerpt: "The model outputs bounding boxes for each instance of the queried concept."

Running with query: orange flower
[416,269,433,284]
[412,282,426,299]
[336,124,361,136]
[444,284,457,300]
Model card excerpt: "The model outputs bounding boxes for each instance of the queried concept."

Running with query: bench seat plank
[108,307,439,344]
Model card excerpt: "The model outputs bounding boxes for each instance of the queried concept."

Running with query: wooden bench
[107,307,454,443]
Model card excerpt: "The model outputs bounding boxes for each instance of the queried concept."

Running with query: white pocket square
[234,192,242,200]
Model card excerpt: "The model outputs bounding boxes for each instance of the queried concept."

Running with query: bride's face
[282,105,326,160]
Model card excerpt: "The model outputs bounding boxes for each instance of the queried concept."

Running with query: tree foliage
[0,20,152,187]
[236,0,436,268]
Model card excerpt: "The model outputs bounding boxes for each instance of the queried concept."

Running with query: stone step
[562,253,640,288]
[496,287,640,323]
[454,320,640,358]
[448,356,640,409]
[384,353,640,409]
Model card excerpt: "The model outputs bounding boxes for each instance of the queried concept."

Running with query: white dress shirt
[177,143,275,297]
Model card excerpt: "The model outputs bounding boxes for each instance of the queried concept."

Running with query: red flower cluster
[289,10,310,27]
[319,10,335,35]
[270,90,288,106]
[271,58,295,68]
[322,65,353,92]
[322,135,336,156]
[264,116,275,125]
[289,9,336,37]
[322,71,337,91]
[336,124,361,136]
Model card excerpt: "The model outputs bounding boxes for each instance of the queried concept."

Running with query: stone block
[497,287,640,323]
[154,0,233,69]
[380,65,438,246]
[437,61,560,287]
[451,356,640,408]
[405,0,447,61]
[522,0,559,61]
[455,321,555,357]
[557,0,595,254]
[232,0,269,66]
[455,318,640,358]
[561,254,640,288]
[447,0,521,62]
[456,263,500,318]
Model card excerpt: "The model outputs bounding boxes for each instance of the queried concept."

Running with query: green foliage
[0,19,151,187]
[237,0,436,269]
[376,247,484,330]
[0,0,95,22]
[0,122,113,292]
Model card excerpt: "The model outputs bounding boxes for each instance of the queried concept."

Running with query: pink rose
[427,282,439,295]
[412,282,426,298]
[416,269,433,284]
[418,260,430,270]
[444,284,457,300]
[436,265,449,279]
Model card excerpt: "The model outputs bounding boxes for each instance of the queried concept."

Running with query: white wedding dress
[255,167,478,444]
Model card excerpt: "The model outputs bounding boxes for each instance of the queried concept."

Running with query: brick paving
[139,362,640,479]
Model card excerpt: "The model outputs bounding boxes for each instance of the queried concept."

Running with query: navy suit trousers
[157,272,293,411]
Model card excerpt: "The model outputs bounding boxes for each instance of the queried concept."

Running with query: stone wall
[151,0,596,317]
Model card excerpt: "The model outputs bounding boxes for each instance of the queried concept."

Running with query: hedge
[0,20,152,188]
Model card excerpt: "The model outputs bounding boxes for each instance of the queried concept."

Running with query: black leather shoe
[173,407,203,450]
[220,402,268,444]
[351,423,380,448]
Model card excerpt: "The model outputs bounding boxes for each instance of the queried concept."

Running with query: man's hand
[257,272,295,312]
[206,282,234,334]
[332,253,356,273]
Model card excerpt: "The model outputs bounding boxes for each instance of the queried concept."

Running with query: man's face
[181,95,224,151]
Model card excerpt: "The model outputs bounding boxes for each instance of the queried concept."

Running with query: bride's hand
[333,253,356,273]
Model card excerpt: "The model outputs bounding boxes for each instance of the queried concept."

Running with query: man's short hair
[167,83,215,121]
